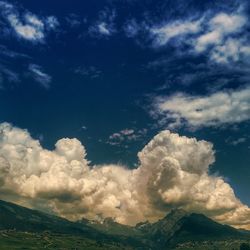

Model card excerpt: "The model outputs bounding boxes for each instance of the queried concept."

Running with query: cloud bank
[0,123,250,229]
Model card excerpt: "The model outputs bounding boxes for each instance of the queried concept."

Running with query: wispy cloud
[28,64,51,89]
[89,8,116,37]
[195,13,246,52]
[153,86,250,129]
[0,45,30,59]
[151,19,202,46]
[46,16,59,30]
[107,128,147,146]
[0,1,59,42]
[123,19,139,38]
[73,66,102,79]
[226,137,247,146]
[65,13,82,28]
[149,6,249,64]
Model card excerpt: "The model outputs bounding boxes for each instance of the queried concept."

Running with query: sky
[0,0,250,228]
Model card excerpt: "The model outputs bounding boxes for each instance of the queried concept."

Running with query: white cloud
[195,13,247,52]
[28,64,51,89]
[7,13,44,41]
[46,16,59,30]
[0,123,250,229]
[89,21,114,37]
[210,38,250,64]
[107,128,147,146]
[154,86,250,129]
[151,19,201,46]
[149,8,249,64]
[0,1,58,42]
[89,8,116,37]
[97,22,111,35]
[227,137,247,146]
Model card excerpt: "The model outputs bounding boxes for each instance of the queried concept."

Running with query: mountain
[142,209,242,248]
[0,199,89,234]
[0,199,145,249]
[0,199,250,249]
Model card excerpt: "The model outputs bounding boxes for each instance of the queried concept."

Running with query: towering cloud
[0,123,249,229]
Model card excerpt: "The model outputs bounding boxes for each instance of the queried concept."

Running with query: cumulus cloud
[28,64,52,89]
[0,1,58,42]
[154,86,250,129]
[0,123,250,229]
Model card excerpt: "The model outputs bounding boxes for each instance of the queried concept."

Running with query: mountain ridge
[0,199,249,249]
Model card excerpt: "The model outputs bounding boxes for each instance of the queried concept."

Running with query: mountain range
[0,199,250,249]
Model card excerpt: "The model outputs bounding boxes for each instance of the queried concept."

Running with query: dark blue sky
[0,0,250,206]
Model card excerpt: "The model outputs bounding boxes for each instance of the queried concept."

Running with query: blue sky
[0,0,250,224]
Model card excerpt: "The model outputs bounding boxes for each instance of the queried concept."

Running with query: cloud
[149,7,249,64]
[0,45,30,88]
[97,22,112,35]
[65,14,82,28]
[0,123,250,229]
[151,19,201,46]
[123,19,140,38]
[153,86,250,129]
[0,65,20,84]
[46,16,59,30]
[89,8,116,37]
[227,137,247,146]
[7,13,44,41]
[28,64,51,89]
[210,38,250,64]
[0,1,58,42]
[107,128,147,146]
[195,13,246,52]
[73,66,102,79]
[0,45,30,59]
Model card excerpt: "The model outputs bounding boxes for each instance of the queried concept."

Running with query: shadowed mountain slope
[0,200,249,249]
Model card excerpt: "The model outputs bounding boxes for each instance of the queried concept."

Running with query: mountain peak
[164,208,189,220]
